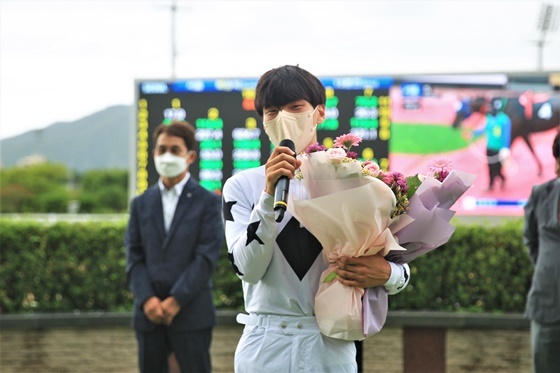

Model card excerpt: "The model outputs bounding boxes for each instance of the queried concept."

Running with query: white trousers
[234,313,357,373]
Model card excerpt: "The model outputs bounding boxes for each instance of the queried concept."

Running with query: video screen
[135,76,392,194]
[134,74,560,216]
[390,76,559,216]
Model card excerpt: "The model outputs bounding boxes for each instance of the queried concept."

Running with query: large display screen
[390,75,559,216]
[134,74,560,216]
[134,76,392,193]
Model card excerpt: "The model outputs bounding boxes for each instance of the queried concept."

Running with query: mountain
[0,105,132,171]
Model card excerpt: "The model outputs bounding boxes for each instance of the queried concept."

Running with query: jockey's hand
[264,144,300,196]
[335,253,391,288]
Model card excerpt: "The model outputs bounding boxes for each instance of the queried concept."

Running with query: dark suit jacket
[523,178,560,324]
[125,176,224,332]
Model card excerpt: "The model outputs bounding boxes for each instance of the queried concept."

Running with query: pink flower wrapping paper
[286,133,476,340]
[287,151,405,341]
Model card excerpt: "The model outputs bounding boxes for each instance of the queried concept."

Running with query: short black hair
[153,120,197,151]
[254,65,326,118]
[553,131,560,159]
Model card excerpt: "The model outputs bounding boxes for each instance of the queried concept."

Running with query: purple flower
[346,151,357,160]
[391,172,407,192]
[380,171,408,194]
[434,169,449,183]
[305,142,326,154]
[381,171,394,186]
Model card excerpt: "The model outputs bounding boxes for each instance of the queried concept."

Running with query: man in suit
[523,131,560,373]
[126,120,223,372]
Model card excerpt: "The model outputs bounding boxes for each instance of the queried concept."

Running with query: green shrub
[388,219,532,312]
[92,186,129,213]
[36,189,73,213]
[0,218,530,314]
[80,169,128,193]
[212,249,244,309]
[1,163,72,213]
[0,165,129,213]
[76,192,98,213]
[0,184,35,213]
[0,220,133,313]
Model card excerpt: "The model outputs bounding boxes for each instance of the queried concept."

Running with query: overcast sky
[1,0,559,140]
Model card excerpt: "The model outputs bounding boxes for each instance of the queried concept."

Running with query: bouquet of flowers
[364,157,476,338]
[287,134,475,341]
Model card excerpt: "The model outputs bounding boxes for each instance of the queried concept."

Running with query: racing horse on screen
[452,92,560,176]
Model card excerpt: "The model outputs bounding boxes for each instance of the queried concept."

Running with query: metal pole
[171,0,177,78]
[535,3,559,71]
[538,39,544,72]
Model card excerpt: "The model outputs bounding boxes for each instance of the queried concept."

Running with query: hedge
[0,218,531,314]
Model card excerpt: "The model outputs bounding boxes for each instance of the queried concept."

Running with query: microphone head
[279,139,295,152]
[275,208,285,223]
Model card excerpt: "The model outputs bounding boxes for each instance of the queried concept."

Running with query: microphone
[274,139,296,222]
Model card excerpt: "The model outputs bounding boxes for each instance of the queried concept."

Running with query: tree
[0,163,72,213]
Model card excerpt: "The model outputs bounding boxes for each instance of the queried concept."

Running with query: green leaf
[406,174,423,199]
[323,272,339,283]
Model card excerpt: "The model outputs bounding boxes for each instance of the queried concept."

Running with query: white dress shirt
[158,174,190,232]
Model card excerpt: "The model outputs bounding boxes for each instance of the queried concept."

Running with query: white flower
[326,148,346,164]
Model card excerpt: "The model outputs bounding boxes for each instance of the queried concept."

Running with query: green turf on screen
[391,123,469,154]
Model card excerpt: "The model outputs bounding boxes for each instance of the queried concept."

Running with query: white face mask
[154,152,189,178]
[263,107,318,153]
